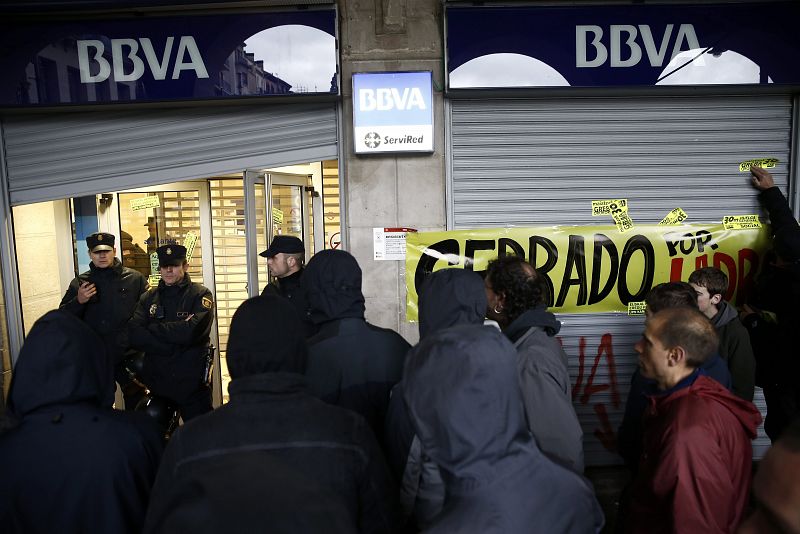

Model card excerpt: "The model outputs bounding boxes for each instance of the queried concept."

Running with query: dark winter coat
[627,374,761,534]
[0,310,162,534]
[261,267,316,337]
[128,273,214,404]
[403,325,604,534]
[712,300,756,401]
[303,250,409,446]
[59,258,147,364]
[504,306,584,472]
[385,268,487,528]
[143,295,400,534]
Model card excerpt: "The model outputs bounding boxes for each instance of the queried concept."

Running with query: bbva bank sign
[352,71,434,154]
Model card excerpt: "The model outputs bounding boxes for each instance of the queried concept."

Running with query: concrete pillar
[339,0,445,344]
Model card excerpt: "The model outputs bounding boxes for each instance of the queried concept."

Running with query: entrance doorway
[11,160,340,406]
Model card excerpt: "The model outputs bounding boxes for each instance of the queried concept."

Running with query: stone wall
[339,0,446,344]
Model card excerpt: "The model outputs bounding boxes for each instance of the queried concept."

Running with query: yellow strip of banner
[658,208,688,226]
[592,199,627,216]
[723,215,762,230]
[405,223,771,321]
[739,158,778,172]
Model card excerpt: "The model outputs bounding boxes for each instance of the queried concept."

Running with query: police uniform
[128,244,215,421]
[59,232,148,408]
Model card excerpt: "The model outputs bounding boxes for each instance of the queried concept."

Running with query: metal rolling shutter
[449,94,793,465]
[2,102,338,205]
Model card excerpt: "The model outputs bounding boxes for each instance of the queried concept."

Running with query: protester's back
[0,310,162,534]
[403,325,604,534]
[143,295,400,534]
[303,249,409,445]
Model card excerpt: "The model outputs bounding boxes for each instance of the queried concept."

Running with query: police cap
[259,235,304,258]
[86,232,115,253]
[157,244,187,266]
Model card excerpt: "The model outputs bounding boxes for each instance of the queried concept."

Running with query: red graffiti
[593,404,617,452]
[568,333,622,453]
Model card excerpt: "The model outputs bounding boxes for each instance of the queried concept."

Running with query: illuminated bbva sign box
[352,72,434,154]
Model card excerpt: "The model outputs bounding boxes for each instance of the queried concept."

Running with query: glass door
[244,170,321,298]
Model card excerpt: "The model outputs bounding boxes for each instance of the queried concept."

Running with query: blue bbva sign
[352,72,434,154]
[0,10,337,107]
[446,2,800,89]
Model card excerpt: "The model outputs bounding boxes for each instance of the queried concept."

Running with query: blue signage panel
[446,2,800,88]
[352,72,434,154]
[0,10,337,107]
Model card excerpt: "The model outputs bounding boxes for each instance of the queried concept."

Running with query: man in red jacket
[626,307,762,534]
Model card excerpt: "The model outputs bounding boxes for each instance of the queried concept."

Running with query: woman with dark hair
[484,255,585,472]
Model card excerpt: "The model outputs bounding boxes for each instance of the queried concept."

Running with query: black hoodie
[0,310,161,534]
[403,325,604,534]
[302,250,410,446]
[144,295,400,534]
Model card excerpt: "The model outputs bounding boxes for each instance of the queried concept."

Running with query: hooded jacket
[403,325,604,534]
[60,258,147,364]
[302,250,410,446]
[143,296,400,534]
[626,374,762,534]
[504,306,585,473]
[385,269,487,528]
[711,300,756,401]
[0,310,162,534]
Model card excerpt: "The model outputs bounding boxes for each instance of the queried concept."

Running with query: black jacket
[128,274,214,403]
[303,250,410,447]
[403,325,604,534]
[143,372,400,534]
[59,258,147,364]
[384,268,487,528]
[0,310,162,534]
[261,268,317,337]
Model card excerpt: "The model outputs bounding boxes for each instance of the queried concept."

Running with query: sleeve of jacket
[128,293,174,354]
[760,187,799,234]
[723,322,756,402]
[518,349,584,472]
[651,423,733,534]
[355,419,402,534]
[147,287,214,346]
[59,277,86,317]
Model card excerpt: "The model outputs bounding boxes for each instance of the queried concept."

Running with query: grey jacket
[712,300,756,401]
[507,307,585,473]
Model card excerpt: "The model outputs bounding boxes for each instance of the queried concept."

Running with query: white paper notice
[373,227,417,261]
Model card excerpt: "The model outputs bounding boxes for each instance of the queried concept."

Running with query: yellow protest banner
[405,224,771,321]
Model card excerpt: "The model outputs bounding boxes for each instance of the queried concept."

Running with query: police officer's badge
[149,303,158,317]
[98,234,104,241]
[201,296,213,309]
[166,247,172,255]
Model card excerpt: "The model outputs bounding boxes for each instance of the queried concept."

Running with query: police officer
[260,235,315,337]
[128,244,215,422]
[60,231,147,409]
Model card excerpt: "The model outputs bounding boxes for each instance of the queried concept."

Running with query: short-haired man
[618,282,732,469]
[128,244,215,422]
[260,235,314,337]
[60,232,147,409]
[689,267,756,401]
[626,307,761,534]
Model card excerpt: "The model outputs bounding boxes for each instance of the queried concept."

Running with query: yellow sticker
[130,195,161,211]
[147,274,161,287]
[627,301,647,316]
[149,252,160,274]
[201,296,213,309]
[613,211,635,233]
[272,208,284,225]
[739,158,778,172]
[658,207,688,226]
[592,199,628,216]
[183,231,198,262]
[722,215,762,230]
